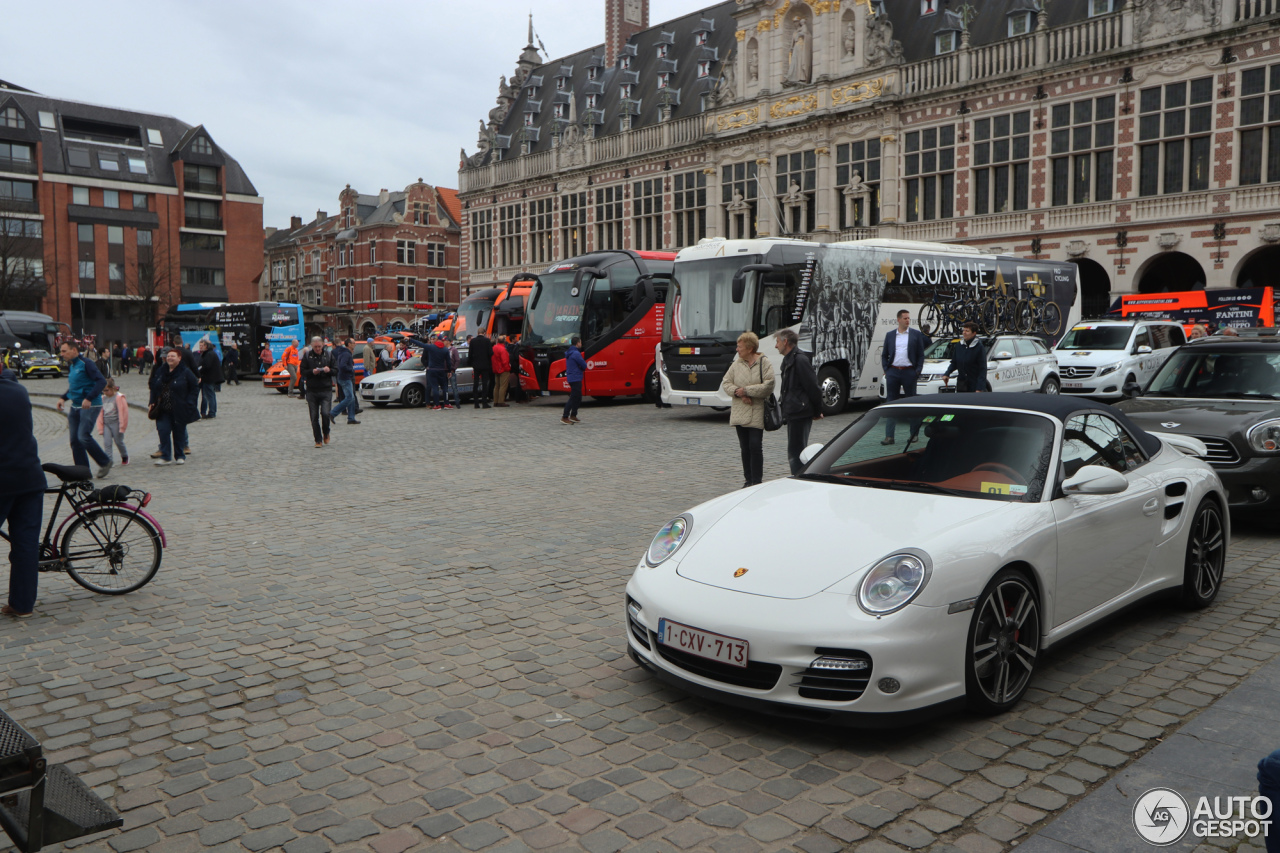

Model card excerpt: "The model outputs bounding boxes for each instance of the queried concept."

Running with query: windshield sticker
[941,414,955,421]
[1009,485,1029,495]
[922,415,936,423]
[981,482,1014,495]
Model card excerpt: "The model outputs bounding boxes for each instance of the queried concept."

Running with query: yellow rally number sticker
[980,482,1013,495]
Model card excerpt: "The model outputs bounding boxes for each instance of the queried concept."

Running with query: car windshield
[1146,350,1280,399]
[26,350,51,359]
[800,406,1055,502]
[394,357,424,371]
[1056,325,1131,350]
[524,272,582,347]
[672,255,762,342]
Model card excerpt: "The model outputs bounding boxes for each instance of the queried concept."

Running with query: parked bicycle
[0,464,164,595]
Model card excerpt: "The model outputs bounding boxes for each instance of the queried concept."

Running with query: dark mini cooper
[1118,337,1280,516]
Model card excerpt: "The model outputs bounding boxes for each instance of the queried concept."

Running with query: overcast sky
[5,0,696,226]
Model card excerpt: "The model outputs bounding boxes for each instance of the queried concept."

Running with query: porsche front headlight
[858,551,932,615]
[646,515,691,567]
[1247,419,1280,454]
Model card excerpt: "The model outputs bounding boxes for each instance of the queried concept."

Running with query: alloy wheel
[971,576,1040,707]
[1188,503,1225,602]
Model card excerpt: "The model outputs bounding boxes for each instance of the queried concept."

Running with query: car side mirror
[1122,380,1144,398]
[798,443,824,466]
[1062,465,1129,496]
[992,350,1013,361]
[1135,345,1153,355]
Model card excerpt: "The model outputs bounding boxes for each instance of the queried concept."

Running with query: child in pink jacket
[96,378,129,465]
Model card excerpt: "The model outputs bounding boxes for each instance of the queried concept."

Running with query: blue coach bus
[163,302,305,375]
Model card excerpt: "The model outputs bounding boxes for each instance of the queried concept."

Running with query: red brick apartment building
[262,181,462,339]
[0,79,263,341]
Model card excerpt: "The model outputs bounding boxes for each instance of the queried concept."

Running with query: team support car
[1054,320,1186,399]
[626,394,1227,724]
[902,335,1060,396]
[16,349,64,379]
[1118,337,1280,516]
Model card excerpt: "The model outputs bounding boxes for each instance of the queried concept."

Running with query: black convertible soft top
[881,392,1162,456]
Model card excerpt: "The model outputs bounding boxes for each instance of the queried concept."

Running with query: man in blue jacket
[879,309,927,445]
[1,368,46,617]
[55,340,112,476]
[330,338,361,425]
[424,336,453,410]
[562,335,588,425]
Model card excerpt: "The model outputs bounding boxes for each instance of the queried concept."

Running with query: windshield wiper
[1210,392,1279,400]
[795,472,858,486]
[881,480,971,497]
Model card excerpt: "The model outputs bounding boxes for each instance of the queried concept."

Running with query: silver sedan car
[359,357,428,407]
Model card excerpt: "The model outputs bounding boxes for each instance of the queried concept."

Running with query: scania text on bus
[658,238,1080,415]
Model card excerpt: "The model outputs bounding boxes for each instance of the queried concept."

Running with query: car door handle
[1142,498,1160,516]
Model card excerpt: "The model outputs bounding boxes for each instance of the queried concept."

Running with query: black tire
[1180,498,1226,609]
[965,568,1041,714]
[1039,375,1060,395]
[643,364,661,404]
[372,402,389,408]
[817,366,847,417]
[61,508,162,595]
[1014,300,1035,335]
[1040,301,1063,337]
[275,386,288,394]
[401,384,425,408]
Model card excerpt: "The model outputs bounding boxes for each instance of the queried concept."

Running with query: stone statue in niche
[747,40,759,82]
[781,180,806,206]
[783,18,812,86]
[843,21,856,56]
[727,190,750,212]
[865,14,904,67]
[713,53,737,105]
[1136,0,1218,39]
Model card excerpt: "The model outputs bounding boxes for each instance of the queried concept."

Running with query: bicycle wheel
[1040,300,1063,337]
[979,299,999,335]
[1014,300,1035,335]
[921,302,943,336]
[61,508,162,594]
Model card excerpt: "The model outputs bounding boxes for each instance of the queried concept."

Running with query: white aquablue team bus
[656,237,1081,415]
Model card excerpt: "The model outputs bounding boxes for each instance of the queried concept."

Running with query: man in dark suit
[880,308,927,445]
[1,368,46,617]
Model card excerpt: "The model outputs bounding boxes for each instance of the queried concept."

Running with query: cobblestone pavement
[4,373,1279,853]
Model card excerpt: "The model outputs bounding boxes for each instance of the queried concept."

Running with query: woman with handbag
[720,331,776,488]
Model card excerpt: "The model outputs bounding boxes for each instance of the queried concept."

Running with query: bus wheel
[643,365,661,403]
[817,366,847,417]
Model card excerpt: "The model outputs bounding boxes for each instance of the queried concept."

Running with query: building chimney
[290,216,303,230]
[606,0,649,67]
[264,227,278,239]
[316,210,328,222]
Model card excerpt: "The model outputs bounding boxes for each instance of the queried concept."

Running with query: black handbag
[761,360,783,432]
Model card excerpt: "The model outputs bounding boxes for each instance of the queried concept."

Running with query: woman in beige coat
[720,331,776,487]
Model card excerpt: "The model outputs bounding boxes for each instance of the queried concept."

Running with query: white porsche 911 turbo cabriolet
[625,394,1228,724]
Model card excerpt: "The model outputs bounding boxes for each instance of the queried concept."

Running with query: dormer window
[587,66,599,80]
[620,56,631,70]
[556,77,567,91]
[587,94,599,110]
[697,60,712,78]
[525,113,535,126]
[1009,12,1033,35]
[658,73,671,89]
[554,104,566,119]
[936,31,956,53]
[696,32,708,45]
[657,44,669,59]
[620,84,633,99]
[191,136,212,155]
[1089,0,1114,14]
[921,0,937,14]
[1,106,25,128]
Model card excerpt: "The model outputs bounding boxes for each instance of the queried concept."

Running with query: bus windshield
[455,294,497,339]
[525,272,583,346]
[673,256,762,342]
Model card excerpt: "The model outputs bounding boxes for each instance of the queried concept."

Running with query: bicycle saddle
[42,463,92,483]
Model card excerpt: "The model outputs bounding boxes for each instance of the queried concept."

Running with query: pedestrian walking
[93,346,110,378]
[775,329,823,475]
[880,309,927,445]
[282,339,301,396]
[470,332,494,408]
[721,332,775,488]
[120,345,131,375]
[96,378,130,466]
[149,349,197,466]
[141,346,154,376]
[223,341,241,385]
[259,342,274,376]
[55,340,112,477]
[491,335,511,407]
[447,339,462,409]
[424,335,451,409]
[111,343,122,376]
[198,340,224,418]
[561,336,587,425]
[942,322,988,393]
[1,366,46,618]
[299,336,335,447]
[330,338,361,426]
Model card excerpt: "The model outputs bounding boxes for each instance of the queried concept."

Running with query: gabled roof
[437,188,462,227]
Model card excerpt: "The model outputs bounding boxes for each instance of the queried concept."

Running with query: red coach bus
[520,250,675,401]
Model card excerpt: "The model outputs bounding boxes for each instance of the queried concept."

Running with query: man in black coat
[775,329,824,475]
[470,332,494,409]
[0,368,46,617]
[299,336,336,447]
[198,340,225,419]
[943,322,988,393]
[179,344,201,423]
[222,342,241,386]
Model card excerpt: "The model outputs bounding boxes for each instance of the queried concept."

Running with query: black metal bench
[0,708,121,852]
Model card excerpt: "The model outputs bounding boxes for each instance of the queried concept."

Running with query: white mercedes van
[1054,319,1187,399]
